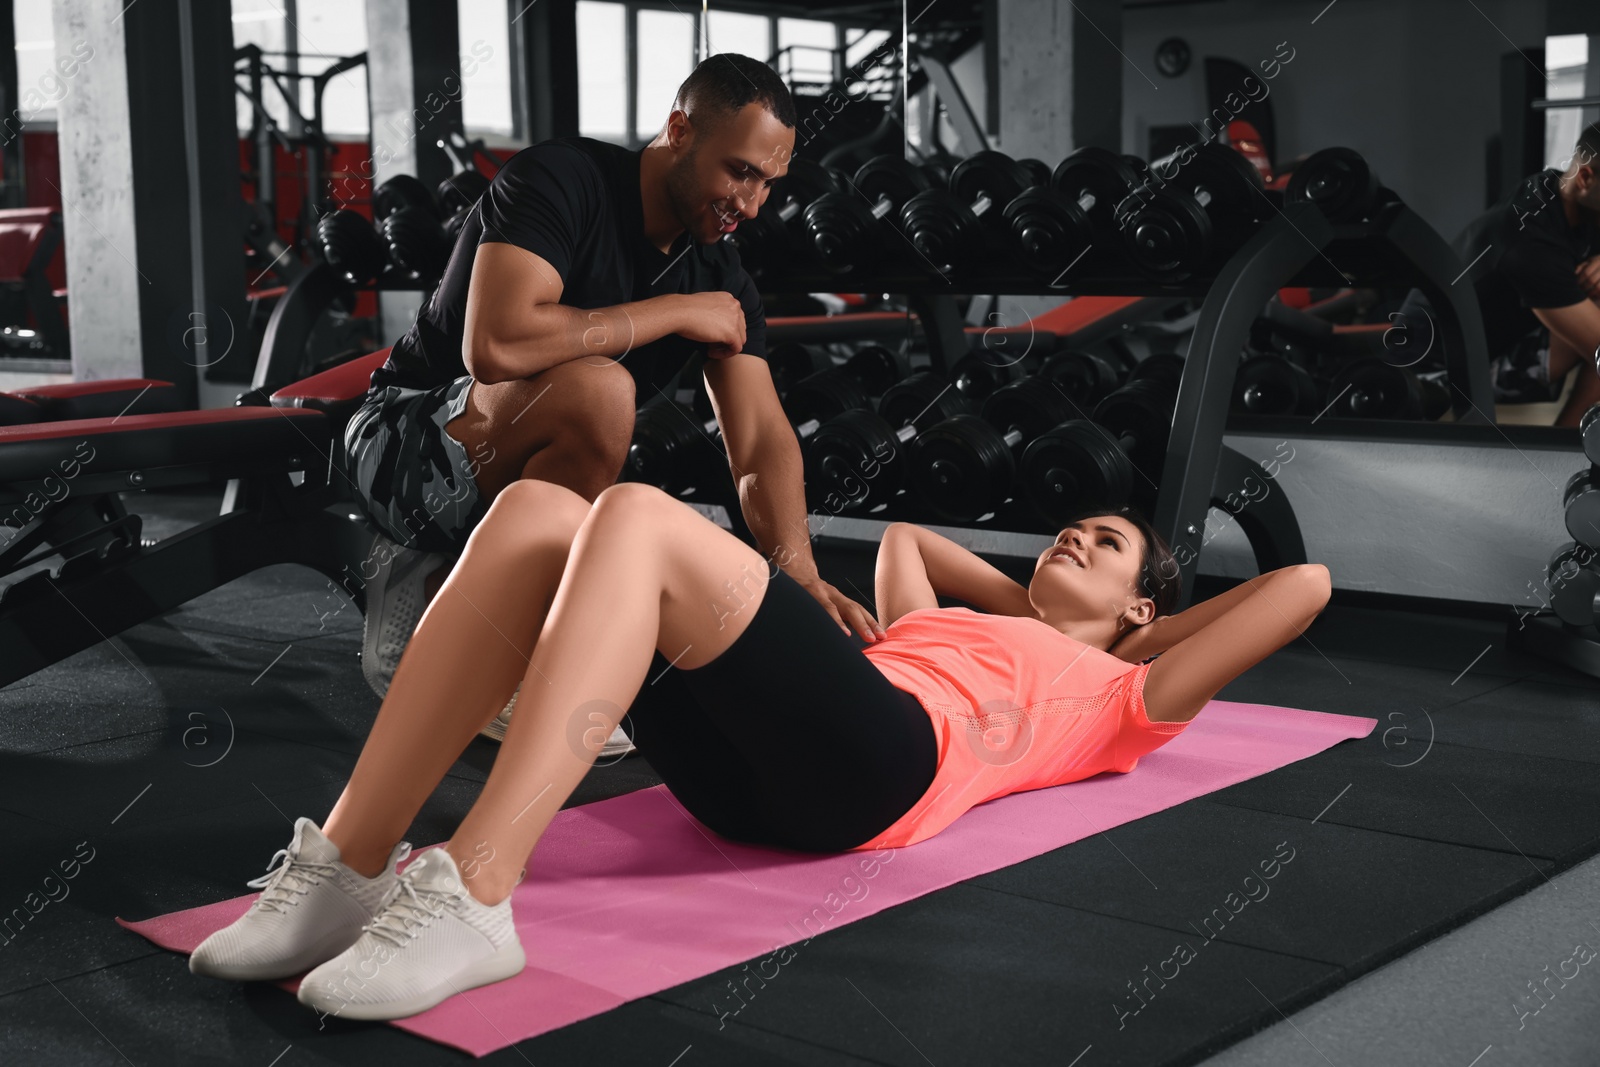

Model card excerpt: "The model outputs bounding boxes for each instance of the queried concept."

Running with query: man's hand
[795,575,888,643]
[674,291,746,360]
[1576,255,1600,302]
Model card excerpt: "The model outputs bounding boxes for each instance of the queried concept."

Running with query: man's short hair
[672,53,796,135]
[1574,122,1600,170]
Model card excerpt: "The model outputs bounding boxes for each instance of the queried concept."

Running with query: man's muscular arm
[462,243,748,383]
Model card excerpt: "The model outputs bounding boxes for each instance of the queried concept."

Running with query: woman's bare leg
[320,479,595,878]
[444,480,774,906]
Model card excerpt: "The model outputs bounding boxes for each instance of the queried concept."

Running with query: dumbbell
[731,158,841,280]
[1324,358,1447,420]
[380,208,452,286]
[1581,405,1600,466]
[1285,147,1394,224]
[1564,466,1600,550]
[898,150,1044,274]
[680,343,895,465]
[316,209,389,286]
[373,174,440,221]
[950,341,1049,405]
[803,155,934,273]
[437,169,490,214]
[908,375,1079,522]
[1019,361,1183,522]
[803,372,972,514]
[625,399,725,494]
[683,341,830,424]
[1002,147,1141,279]
[1232,352,1320,416]
[1548,542,1600,627]
[1038,345,1134,408]
[1118,143,1265,282]
[783,344,911,427]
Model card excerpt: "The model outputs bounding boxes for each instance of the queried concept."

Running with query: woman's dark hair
[672,53,797,134]
[1058,506,1181,620]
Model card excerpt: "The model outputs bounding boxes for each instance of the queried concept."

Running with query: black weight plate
[1127,353,1186,393]
[853,154,932,211]
[1120,189,1213,281]
[1182,142,1265,219]
[373,174,439,221]
[1002,188,1095,278]
[316,209,388,287]
[766,342,827,395]
[982,374,1078,442]
[1564,467,1600,550]
[1094,379,1174,477]
[843,344,909,396]
[1285,147,1381,223]
[1052,147,1142,232]
[803,192,882,270]
[1328,357,1421,419]
[1018,157,1052,188]
[880,371,968,432]
[1580,405,1600,466]
[949,151,1034,217]
[900,188,979,273]
[436,169,490,214]
[804,407,905,514]
[1020,418,1135,522]
[1234,355,1317,416]
[909,413,1016,522]
[1041,350,1119,406]
[784,368,872,429]
[1547,542,1600,626]
[379,206,451,283]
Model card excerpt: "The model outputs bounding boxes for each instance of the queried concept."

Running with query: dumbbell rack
[755,198,1496,610]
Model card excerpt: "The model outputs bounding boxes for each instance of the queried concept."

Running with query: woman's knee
[471,478,591,552]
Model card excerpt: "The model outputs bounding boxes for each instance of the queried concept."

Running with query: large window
[459,0,513,136]
[1544,34,1591,170]
[577,1,627,141]
[292,0,369,138]
[13,0,57,126]
[576,3,868,147]
[635,9,694,141]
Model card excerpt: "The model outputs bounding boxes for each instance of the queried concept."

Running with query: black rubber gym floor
[3,488,1597,1065]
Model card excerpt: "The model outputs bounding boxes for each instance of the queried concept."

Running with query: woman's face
[1028,515,1150,625]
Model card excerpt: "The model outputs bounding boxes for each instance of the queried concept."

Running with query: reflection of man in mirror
[1449,122,1600,425]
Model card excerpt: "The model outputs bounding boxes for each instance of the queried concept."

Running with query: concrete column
[995,0,1122,163]
[52,0,241,405]
[365,0,461,343]
[994,0,1123,325]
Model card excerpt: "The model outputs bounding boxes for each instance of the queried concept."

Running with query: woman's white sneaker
[189,817,412,982]
[296,845,526,1021]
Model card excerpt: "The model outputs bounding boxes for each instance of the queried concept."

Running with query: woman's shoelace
[362,879,451,948]
[246,850,342,914]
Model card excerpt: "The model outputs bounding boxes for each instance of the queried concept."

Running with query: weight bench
[0,351,392,688]
[0,378,186,426]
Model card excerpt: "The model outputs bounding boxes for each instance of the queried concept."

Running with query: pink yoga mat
[119,700,1374,1057]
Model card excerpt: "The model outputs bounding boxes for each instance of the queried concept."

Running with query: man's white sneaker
[477,685,636,758]
[360,534,448,698]
[189,817,412,982]
[296,845,526,1021]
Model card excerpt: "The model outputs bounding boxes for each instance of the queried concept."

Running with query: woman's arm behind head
[1131,565,1333,724]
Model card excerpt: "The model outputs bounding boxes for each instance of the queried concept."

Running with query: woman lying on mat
[188,478,1331,1021]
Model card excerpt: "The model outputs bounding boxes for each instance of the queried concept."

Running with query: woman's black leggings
[620,567,939,852]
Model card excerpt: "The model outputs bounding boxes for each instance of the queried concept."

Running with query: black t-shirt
[368,136,768,398]
[1453,167,1600,356]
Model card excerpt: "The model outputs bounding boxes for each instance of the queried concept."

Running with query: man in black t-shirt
[345,54,881,700]
[1448,122,1600,426]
